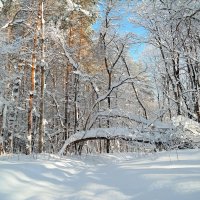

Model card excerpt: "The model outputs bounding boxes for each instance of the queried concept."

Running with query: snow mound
[172,115,200,144]
[173,115,200,135]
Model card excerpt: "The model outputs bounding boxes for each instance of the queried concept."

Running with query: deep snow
[0,150,200,200]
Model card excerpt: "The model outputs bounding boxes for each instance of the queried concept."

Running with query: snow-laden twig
[66,0,92,16]
[84,72,145,130]
[46,91,65,129]
[58,36,79,69]
[88,109,174,130]
[74,70,99,97]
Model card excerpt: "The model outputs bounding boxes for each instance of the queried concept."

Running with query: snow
[0,150,200,200]
[0,136,3,143]
[172,115,200,144]
[66,0,92,16]
[172,115,200,135]
[59,127,164,155]
[0,97,4,115]
[0,1,3,12]
[59,115,200,155]
[58,36,79,69]
[95,109,174,129]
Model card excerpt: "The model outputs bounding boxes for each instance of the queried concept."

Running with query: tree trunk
[38,0,45,153]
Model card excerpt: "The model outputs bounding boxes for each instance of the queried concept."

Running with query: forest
[0,0,200,156]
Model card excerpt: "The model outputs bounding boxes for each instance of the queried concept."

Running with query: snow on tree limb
[58,36,79,69]
[0,1,3,12]
[84,74,146,130]
[74,70,100,97]
[66,0,92,17]
[89,109,174,130]
[58,127,159,155]
[0,9,24,29]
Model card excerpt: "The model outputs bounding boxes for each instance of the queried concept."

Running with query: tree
[132,0,200,122]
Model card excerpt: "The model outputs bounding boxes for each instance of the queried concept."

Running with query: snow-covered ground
[0,150,200,200]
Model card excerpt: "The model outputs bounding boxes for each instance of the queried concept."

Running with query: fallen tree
[58,115,200,155]
[58,127,170,155]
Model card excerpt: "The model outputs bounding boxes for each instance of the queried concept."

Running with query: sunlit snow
[0,150,200,200]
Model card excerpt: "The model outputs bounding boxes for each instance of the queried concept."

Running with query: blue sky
[92,3,148,61]
[119,19,147,61]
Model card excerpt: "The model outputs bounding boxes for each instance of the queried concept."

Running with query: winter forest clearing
[0,150,200,200]
[0,0,200,199]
